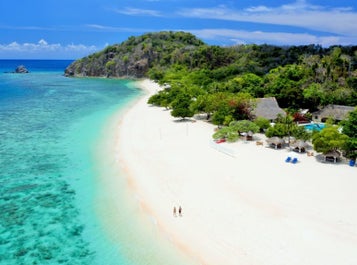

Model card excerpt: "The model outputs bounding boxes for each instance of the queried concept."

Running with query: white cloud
[38,39,48,46]
[7,42,21,50]
[114,7,162,17]
[0,39,98,59]
[86,24,108,30]
[85,24,156,34]
[245,6,272,12]
[178,1,357,38]
[0,39,96,52]
[86,24,140,32]
[280,0,319,11]
[189,28,357,47]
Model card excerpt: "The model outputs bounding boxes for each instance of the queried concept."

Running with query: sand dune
[116,79,357,265]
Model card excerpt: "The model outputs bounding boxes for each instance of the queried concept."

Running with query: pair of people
[173,206,182,217]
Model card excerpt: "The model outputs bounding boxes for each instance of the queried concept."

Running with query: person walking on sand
[173,206,177,217]
[178,206,182,217]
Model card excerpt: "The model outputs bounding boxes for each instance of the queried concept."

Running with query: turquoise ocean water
[0,60,194,265]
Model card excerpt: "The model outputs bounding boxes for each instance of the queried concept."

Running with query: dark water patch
[7,184,38,193]
[0,176,94,264]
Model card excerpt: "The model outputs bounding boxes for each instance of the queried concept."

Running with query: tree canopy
[341,108,357,158]
[312,126,349,154]
[66,32,357,113]
[213,120,259,142]
[66,32,357,144]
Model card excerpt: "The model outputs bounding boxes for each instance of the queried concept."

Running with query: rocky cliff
[64,31,205,78]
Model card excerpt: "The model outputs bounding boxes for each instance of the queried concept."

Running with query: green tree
[206,92,253,126]
[265,123,287,138]
[290,126,312,141]
[147,90,170,108]
[189,93,210,118]
[229,120,259,134]
[341,108,357,138]
[254,117,271,132]
[344,138,357,159]
[213,127,239,142]
[230,73,264,96]
[312,126,349,154]
[211,106,234,126]
[264,64,307,108]
[204,92,233,126]
[341,108,357,159]
[105,60,116,77]
[212,120,259,142]
[170,92,194,119]
[303,83,325,110]
[277,114,295,143]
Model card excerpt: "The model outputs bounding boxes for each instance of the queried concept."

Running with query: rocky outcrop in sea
[15,65,29,73]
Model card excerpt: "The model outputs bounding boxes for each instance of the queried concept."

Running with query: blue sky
[1,0,357,59]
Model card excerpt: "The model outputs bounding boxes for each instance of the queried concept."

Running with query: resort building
[312,104,355,122]
[252,97,286,122]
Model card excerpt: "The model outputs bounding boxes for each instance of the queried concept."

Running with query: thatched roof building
[312,105,355,122]
[253,97,286,121]
[324,150,341,163]
[291,140,309,153]
[266,136,285,149]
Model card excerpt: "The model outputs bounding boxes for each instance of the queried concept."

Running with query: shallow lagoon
[0,63,136,264]
[0,61,192,265]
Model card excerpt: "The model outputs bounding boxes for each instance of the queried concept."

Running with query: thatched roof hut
[252,97,286,122]
[324,150,341,163]
[291,140,309,153]
[312,105,355,122]
[266,136,285,149]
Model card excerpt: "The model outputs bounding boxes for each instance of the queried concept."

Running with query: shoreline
[93,80,196,265]
[115,79,357,265]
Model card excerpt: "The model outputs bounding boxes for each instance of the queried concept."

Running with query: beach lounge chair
[292,157,298,164]
[285,157,292,163]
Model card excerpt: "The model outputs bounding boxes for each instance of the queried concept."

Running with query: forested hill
[65,31,357,110]
[65,31,205,78]
[65,30,341,79]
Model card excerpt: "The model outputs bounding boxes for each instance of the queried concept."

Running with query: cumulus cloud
[0,39,98,59]
[38,39,48,46]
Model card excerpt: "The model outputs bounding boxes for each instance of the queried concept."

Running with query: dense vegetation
[66,31,357,159]
[65,31,205,78]
[66,31,357,112]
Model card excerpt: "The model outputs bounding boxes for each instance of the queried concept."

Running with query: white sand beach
[116,79,357,265]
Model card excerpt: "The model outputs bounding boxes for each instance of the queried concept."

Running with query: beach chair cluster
[285,156,298,164]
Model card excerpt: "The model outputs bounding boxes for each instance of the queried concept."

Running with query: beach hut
[291,140,309,153]
[324,150,341,163]
[266,137,285,149]
[252,97,286,122]
[312,104,354,122]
